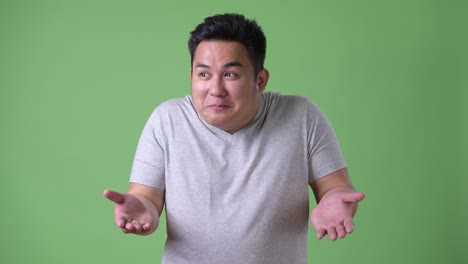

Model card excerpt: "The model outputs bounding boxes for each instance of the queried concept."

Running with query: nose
[209,77,227,97]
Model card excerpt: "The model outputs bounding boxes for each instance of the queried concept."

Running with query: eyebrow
[194,61,244,69]
[223,61,243,68]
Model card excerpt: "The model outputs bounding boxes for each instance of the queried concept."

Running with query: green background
[1,0,466,263]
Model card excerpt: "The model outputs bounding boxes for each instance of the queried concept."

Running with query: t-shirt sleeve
[307,101,347,183]
[129,109,166,189]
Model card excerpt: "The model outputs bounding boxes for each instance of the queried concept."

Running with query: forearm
[311,169,359,215]
[131,193,162,214]
[128,183,165,215]
[127,183,165,235]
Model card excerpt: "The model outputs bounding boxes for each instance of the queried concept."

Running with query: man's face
[191,40,268,134]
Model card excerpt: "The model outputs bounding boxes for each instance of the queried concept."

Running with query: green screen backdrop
[1,0,466,263]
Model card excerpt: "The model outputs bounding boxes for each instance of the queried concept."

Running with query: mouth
[207,103,232,111]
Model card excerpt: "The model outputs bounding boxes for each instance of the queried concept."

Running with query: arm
[104,183,165,235]
[310,168,364,241]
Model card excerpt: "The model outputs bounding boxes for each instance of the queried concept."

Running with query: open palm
[311,192,364,241]
[104,190,158,235]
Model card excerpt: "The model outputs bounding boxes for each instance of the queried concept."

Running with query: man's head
[188,13,266,75]
[188,14,269,134]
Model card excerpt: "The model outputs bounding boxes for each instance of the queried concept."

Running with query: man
[104,13,364,264]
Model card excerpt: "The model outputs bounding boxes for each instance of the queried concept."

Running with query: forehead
[193,40,252,67]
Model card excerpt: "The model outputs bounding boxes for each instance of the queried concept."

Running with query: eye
[198,72,210,78]
[224,72,238,78]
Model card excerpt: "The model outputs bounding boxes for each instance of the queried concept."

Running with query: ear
[256,68,269,93]
[190,68,193,79]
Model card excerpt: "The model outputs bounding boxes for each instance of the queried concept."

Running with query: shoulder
[262,92,321,114]
[141,96,197,139]
[148,96,195,119]
[140,96,197,133]
[154,96,192,112]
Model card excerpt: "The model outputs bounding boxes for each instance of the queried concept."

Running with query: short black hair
[188,13,266,74]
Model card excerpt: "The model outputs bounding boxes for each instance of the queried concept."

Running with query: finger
[125,222,135,232]
[115,216,127,229]
[104,189,125,204]
[316,228,326,240]
[327,228,337,241]
[336,225,346,239]
[133,224,142,234]
[142,223,151,232]
[344,219,355,234]
[341,192,365,203]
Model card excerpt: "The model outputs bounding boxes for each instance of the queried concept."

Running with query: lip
[207,105,231,109]
[208,104,231,107]
[206,103,232,111]
[207,101,233,107]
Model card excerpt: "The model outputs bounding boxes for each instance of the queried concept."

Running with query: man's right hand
[103,189,160,235]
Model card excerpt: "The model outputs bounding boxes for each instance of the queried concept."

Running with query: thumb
[341,192,365,203]
[103,189,125,204]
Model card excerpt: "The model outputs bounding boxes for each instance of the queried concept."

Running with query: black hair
[188,13,266,74]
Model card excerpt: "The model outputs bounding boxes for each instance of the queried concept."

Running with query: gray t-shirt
[130,92,347,264]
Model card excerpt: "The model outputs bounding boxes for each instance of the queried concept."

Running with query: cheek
[234,86,258,103]
[229,81,253,96]
[191,84,207,107]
